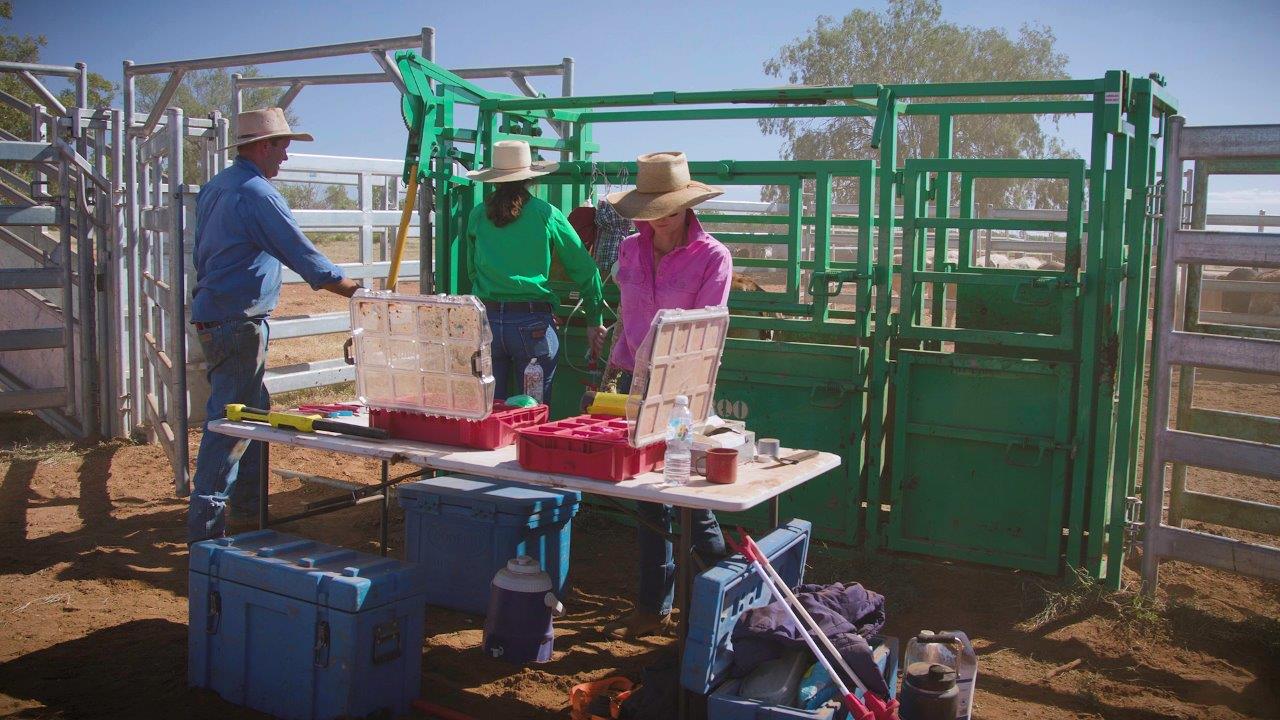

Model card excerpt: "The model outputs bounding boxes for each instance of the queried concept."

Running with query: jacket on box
[729,581,890,698]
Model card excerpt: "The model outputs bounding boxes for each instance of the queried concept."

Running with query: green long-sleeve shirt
[466,197,603,326]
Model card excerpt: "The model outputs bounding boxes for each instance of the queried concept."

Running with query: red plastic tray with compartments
[516,414,666,482]
[369,402,548,450]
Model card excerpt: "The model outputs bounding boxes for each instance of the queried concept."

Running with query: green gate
[394,52,1177,584]
[884,159,1086,573]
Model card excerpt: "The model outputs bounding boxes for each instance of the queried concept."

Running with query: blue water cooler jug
[482,556,564,664]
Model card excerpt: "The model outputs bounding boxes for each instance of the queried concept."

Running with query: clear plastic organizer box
[350,291,495,420]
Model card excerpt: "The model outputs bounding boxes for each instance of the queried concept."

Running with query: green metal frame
[393,51,1177,584]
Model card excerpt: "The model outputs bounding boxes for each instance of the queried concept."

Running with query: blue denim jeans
[614,371,727,615]
[488,308,558,401]
[636,502,727,615]
[187,319,269,542]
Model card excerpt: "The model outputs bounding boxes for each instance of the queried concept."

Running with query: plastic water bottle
[663,395,693,486]
[523,358,544,404]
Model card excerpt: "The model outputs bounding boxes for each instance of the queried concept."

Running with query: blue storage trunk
[189,530,428,720]
[397,475,580,615]
[682,520,899,719]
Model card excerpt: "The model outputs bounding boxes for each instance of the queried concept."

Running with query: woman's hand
[588,324,608,358]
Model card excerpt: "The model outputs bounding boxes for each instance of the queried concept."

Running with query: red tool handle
[734,531,899,720]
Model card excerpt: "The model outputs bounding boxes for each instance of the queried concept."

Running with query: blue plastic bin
[682,520,899,719]
[397,475,580,615]
[188,530,428,720]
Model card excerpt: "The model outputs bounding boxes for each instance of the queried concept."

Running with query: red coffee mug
[694,447,740,484]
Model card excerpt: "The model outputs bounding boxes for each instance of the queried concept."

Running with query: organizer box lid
[189,530,428,613]
[350,291,496,420]
[397,475,581,522]
[680,519,812,696]
[626,306,730,448]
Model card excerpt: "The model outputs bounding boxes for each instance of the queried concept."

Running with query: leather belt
[482,301,553,314]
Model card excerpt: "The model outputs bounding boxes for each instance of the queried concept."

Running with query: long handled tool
[226,404,389,441]
[725,533,876,720]
[385,164,419,292]
[738,530,899,720]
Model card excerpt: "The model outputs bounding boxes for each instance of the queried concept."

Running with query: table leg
[257,441,270,530]
[770,494,780,529]
[380,460,390,557]
[677,506,692,719]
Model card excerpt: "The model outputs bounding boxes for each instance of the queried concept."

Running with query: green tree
[0,2,117,140]
[761,0,1072,210]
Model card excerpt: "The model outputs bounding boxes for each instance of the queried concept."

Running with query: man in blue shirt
[188,108,360,542]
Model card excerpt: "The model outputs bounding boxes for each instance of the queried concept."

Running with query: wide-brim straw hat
[605,151,723,221]
[222,107,314,150]
[467,140,559,183]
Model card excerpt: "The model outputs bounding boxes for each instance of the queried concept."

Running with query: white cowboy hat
[605,151,723,221]
[466,140,559,183]
[222,107,314,150]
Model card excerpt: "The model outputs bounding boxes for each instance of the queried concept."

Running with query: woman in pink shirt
[592,151,733,638]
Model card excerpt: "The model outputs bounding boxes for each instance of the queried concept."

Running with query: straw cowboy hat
[222,107,314,150]
[467,140,559,183]
[606,151,723,221]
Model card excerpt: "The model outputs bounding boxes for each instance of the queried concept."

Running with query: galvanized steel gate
[130,107,198,494]
[0,62,111,440]
[1140,118,1280,590]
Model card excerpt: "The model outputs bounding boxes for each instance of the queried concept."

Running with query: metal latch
[205,590,221,635]
[372,619,402,665]
[313,620,331,668]
[808,269,864,298]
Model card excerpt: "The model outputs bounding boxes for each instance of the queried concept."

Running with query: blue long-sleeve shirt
[190,156,345,322]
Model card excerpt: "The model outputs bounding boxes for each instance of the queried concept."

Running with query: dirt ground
[1,374,1278,720]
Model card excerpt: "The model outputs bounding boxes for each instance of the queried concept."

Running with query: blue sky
[14,0,1280,213]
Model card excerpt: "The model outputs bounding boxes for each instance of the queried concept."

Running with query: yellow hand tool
[225,404,389,441]
[384,164,419,292]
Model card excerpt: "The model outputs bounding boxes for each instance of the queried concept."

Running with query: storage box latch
[372,619,402,665]
[313,620,331,668]
[470,502,496,522]
[205,590,221,635]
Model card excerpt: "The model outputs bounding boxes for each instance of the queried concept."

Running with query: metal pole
[126,33,426,75]
[419,27,434,293]
[74,105,98,440]
[258,441,270,529]
[75,62,88,108]
[1141,115,1184,594]
[123,61,142,436]
[676,506,693,719]
[110,108,127,437]
[380,460,390,556]
[169,106,190,495]
[423,26,435,63]
[561,57,573,97]
[231,72,242,162]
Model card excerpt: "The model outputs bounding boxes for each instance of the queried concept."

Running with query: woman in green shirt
[466,140,605,400]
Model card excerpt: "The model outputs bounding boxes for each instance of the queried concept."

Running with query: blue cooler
[189,530,428,720]
[682,520,899,719]
[397,475,580,614]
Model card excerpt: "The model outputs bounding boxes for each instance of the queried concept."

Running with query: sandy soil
[0,376,1278,719]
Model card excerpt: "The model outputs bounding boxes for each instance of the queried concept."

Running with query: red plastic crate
[516,414,666,482]
[369,402,549,449]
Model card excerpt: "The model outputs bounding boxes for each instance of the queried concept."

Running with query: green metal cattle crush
[396,54,1180,588]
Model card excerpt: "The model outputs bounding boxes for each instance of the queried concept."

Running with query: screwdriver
[225,404,389,441]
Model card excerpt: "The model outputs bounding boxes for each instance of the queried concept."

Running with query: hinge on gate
[313,619,331,668]
[1124,496,1144,555]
